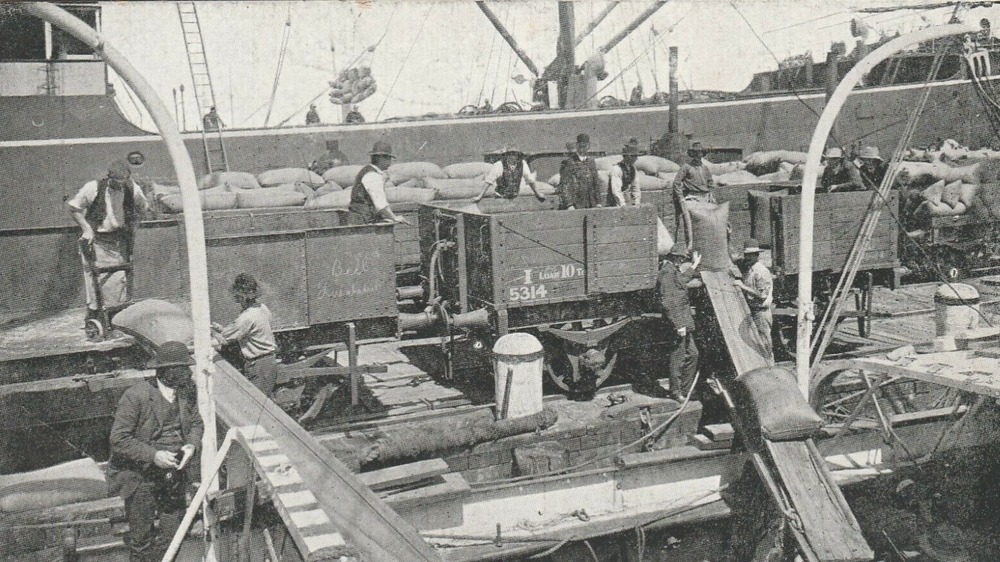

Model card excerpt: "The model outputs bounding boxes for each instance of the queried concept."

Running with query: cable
[375,5,433,121]
[263,6,293,126]
[763,12,849,35]
[477,18,499,107]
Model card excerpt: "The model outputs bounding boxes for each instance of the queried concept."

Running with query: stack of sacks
[315,179,343,196]
[323,165,364,187]
[329,66,376,106]
[906,140,1000,163]
[715,170,760,186]
[236,183,309,209]
[918,180,979,216]
[703,160,745,175]
[257,168,324,189]
[443,161,493,179]
[306,185,439,209]
[742,150,807,176]
[198,171,260,190]
[307,188,353,209]
[898,160,981,185]
[595,154,623,171]
[387,162,447,185]
[635,155,680,175]
[159,185,238,212]
[424,177,483,200]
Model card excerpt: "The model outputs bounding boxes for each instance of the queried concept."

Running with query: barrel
[492,333,544,420]
[934,283,979,337]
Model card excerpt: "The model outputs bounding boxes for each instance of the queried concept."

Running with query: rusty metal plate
[206,232,308,331]
[305,225,396,325]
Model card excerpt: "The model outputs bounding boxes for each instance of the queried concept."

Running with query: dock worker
[655,243,702,401]
[672,141,715,250]
[108,341,203,562]
[305,104,321,125]
[308,139,350,176]
[734,239,774,359]
[202,106,223,131]
[211,273,278,398]
[345,140,411,226]
[472,145,546,203]
[858,145,889,190]
[559,133,603,210]
[345,105,365,124]
[607,137,642,207]
[820,147,860,193]
[68,159,150,330]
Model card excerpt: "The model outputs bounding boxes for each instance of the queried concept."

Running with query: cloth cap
[859,146,882,160]
[744,238,762,253]
[370,140,397,158]
[148,341,195,369]
[823,147,843,159]
[107,160,131,181]
[231,272,260,298]
[622,138,641,156]
[576,133,591,145]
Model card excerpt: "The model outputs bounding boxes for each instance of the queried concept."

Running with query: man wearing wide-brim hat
[652,242,702,400]
[734,239,774,359]
[820,146,861,193]
[346,140,410,226]
[108,340,203,561]
[473,145,546,203]
[671,141,715,250]
[559,133,603,210]
[607,137,642,207]
[857,145,889,190]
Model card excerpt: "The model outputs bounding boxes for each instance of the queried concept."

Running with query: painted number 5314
[509,285,547,301]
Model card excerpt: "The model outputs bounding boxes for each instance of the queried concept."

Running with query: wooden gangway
[701,270,873,562]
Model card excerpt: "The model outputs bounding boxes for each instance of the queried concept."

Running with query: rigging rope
[376,5,433,121]
[477,17,500,107]
[263,6,293,127]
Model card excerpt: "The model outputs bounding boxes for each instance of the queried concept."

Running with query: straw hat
[859,146,882,161]
[823,147,843,159]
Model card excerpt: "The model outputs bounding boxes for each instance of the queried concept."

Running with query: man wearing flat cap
[671,141,715,249]
[607,137,642,207]
[346,140,410,226]
[559,133,602,210]
[68,159,150,330]
[108,341,203,561]
[473,145,546,203]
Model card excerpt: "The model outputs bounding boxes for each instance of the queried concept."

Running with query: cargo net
[329,48,377,106]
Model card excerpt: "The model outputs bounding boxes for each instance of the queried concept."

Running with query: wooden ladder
[176,2,229,173]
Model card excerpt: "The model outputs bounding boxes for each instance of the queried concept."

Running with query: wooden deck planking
[851,350,1000,399]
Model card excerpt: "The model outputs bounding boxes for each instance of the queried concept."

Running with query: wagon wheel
[541,335,619,395]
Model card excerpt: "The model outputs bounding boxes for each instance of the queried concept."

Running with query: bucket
[492,333,544,420]
[934,283,979,337]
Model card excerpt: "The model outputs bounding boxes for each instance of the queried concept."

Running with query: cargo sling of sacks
[701,271,873,562]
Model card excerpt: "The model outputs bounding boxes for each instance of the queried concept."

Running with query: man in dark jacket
[656,243,702,401]
[108,341,203,561]
[559,133,602,210]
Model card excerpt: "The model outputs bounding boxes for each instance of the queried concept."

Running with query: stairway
[176,2,229,173]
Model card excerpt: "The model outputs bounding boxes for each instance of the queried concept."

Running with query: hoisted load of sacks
[329,65,377,105]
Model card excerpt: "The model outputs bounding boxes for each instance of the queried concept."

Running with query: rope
[263,6,293,126]
[376,5,433,121]
[477,18,499,107]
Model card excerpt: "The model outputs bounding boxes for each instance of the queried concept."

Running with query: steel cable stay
[809,52,946,367]
[263,5,293,126]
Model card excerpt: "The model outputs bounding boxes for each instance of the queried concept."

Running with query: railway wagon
[418,202,672,393]
[749,189,901,357]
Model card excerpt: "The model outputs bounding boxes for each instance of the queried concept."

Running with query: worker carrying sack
[728,366,824,441]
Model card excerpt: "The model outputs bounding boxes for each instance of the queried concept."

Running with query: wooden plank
[588,226,655,245]
[851,352,1000,399]
[358,459,450,492]
[767,440,873,561]
[587,243,657,261]
[703,423,735,441]
[383,473,472,512]
[499,227,583,250]
[500,245,586,269]
[213,361,441,561]
[593,259,656,279]
[689,433,732,451]
[616,446,727,469]
[700,270,772,373]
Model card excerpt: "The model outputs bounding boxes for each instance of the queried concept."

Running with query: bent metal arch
[19,0,219,520]
[796,22,980,398]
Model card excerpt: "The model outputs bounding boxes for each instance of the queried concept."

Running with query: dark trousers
[124,474,186,561]
[244,353,277,398]
[668,331,700,399]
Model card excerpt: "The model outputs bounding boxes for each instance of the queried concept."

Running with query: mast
[574,2,619,47]
[598,1,669,55]
[557,1,576,109]
[475,2,539,77]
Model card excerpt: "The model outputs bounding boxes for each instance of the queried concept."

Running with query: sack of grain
[397,178,426,189]
[315,180,342,196]
[0,458,107,513]
[443,161,494,179]
[922,200,966,216]
[323,165,364,186]
[258,168,324,188]
[657,171,677,184]
[151,183,181,199]
[271,181,315,200]
[388,162,447,184]
[922,180,946,205]
[636,155,679,175]
[306,189,352,209]
[958,183,978,208]
[198,171,260,190]
[941,180,963,208]
[704,160,744,175]
[385,186,437,204]
[656,216,675,256]
[756,170,791,182]
[716,170,759,186]
[236,189,307,209]
[596,154,623,171]
[688,200,732,271]
[743,150,806,175]
[636,174,669,191]
[160,190,238,213]
[424,177,483,200]
[548,173,561,186]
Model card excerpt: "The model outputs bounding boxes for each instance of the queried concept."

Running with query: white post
[796,23,978,398]
[22,2,220,556]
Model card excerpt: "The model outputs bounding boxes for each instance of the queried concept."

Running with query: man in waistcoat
[108,341,203,562]
[346,140,410,226]
[559,133,603,210]
[472,145,546,203]
[608,137,642,207]
[671,141,715,250]
[68,160,150,330]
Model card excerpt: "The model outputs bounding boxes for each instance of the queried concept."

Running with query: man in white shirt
[472,146,546,202]
[212,273,278,398]
[607,138,642,207]
[346,140,410,226]
[734,239,774,359]
[67,160,150,330]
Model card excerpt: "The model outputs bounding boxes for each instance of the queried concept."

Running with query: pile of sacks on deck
[150,162,557,213]
[899,139,1000,218]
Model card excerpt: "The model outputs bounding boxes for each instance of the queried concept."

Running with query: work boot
[83,308,98,329]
